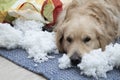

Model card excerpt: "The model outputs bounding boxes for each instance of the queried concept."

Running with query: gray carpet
[0,37,120,80]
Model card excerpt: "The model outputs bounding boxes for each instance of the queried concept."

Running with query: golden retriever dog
[55,0,120,66]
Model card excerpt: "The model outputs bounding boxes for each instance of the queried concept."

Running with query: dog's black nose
[70,53,81,66]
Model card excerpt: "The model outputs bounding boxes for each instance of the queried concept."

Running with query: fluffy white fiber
[59,43,120,78]
[13,18,44,32]
[19,30,56,63]
[78,43,120,78]
[0,18,56,63]
[58,54,71,69]
[0,23,22,49]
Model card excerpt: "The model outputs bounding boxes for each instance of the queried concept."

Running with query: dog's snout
[70,53,81,66]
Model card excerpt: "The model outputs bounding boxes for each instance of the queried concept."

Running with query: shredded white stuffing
[77,43,120,78]
[0,23,22,49]
[0,18,57,63]
[13,18,44,32]
[58,54,71,69]
[77,49,112,78]
[19,30,56,63]
[106,43,120,67]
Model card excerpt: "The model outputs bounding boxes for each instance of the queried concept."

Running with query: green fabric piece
[0,0,17,11]
[43,3,54,22]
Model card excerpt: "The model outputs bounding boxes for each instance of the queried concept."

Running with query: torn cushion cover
[0,0,63,29]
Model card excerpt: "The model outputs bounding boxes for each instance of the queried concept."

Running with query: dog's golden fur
[55,0,120,58]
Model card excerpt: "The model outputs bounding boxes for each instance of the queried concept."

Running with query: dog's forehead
[64,24,96,39]
[65,22,94,34]
[67,15,96,28]
[63,15,98,38]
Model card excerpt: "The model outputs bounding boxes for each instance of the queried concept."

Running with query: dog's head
[55,0,118,66]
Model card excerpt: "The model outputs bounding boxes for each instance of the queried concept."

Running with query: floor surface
[0,56,46,80]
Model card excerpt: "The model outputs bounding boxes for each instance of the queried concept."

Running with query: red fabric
[50,0,63,27]
[41,0,63,28]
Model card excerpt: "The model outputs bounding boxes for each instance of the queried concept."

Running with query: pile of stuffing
[0,18,57,63]
[58,43,120,78]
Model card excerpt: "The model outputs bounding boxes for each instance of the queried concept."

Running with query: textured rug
[0,47,120,80]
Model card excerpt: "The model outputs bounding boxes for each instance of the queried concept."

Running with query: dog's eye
[83,37,91,43]
[67,37,72,43]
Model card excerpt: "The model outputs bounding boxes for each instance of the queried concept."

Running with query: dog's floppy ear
[54,9,67,52]
[54,10,66,53]
[90,14,109,51]
[55,27,65,53]
[97,34,108,51]
[88,2,118,51]
[96,29,112,51]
